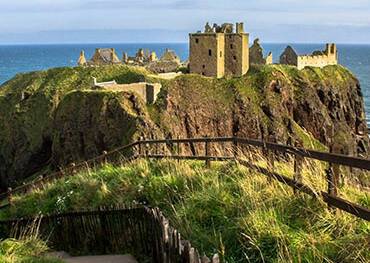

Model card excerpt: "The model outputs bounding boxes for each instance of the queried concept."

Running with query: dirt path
[63,255,138,263]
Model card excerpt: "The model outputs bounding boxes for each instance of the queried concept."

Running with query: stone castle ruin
[280,44,338,70]
[92,77,161,104]
[78,48,182,73]
[189,22,249,78]
[78,48,121,66]
[77,23,339,79]
[249,38,273,66]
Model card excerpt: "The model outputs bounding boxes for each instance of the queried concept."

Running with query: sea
[0,43,369,125]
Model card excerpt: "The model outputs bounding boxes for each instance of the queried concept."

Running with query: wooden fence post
[233,137,238,158]
[102,151,108,164]
[177,136,180,163]
[326,164,338,212]
[7,188,13,207]
[70,163,76,175]
[145,144,149,157]
[331,142,343,187]
[205,137,211,168]
[266,150,274,183]
[138,137,143,157]
[293,140,303,195]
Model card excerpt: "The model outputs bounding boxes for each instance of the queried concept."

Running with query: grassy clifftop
[0,65,158,189]
[0,64,368,190]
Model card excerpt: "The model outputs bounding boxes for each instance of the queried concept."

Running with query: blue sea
[0,43,369,125]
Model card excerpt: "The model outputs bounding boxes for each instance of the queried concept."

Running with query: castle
[77,23,339,79]
[188,22,338,78]
[280,44,338,70]
[78,48,182,73]
[189,22,249,78]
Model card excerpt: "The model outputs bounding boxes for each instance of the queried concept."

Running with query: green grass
[0,238,62,263]
[1,157,369,263]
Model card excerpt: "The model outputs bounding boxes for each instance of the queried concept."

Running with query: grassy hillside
[1,64,368,191]
[1,157,369,263]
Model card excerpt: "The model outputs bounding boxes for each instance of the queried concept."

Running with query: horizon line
[1,41,370,46]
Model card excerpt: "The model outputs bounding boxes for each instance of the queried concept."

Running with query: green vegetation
[1,157,369,263]
[0,238,62,263]
[1,63,365,190]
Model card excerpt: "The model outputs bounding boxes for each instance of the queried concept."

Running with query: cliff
[0,65,159,189]
[155,65,369,156]
[0,64,368,189]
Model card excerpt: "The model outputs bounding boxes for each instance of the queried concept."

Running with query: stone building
[249,38,273,66]
[160,49,181,64]
[280,44,338,70]
[189,22,249,78]
[78,48,121,66]
[122,48,159,66]
[92,77,161,104]
[146,49,182,73]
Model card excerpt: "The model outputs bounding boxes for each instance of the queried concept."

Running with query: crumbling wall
[280,44,338,70]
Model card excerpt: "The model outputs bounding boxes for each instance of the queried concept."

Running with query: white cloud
[0,0,370,43]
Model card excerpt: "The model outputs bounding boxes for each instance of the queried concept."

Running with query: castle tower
[77,50,87,66]
[325,43,338,59]
[189,22,249,78]
[224,22,249,76]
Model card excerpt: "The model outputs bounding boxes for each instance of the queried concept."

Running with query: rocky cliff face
[0,64,368,190]
[0,65,158,190]
[155,65,369,157]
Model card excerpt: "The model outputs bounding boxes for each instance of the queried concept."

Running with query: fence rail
[0,206,219,263]
[1,136,370,221]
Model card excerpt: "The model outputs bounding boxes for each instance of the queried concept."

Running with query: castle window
[230,44,234,49]
[202,65,205,69]
[233,55,237,61]
[195,38,199,44]
[220,51,223,58]
[209,49,212,56]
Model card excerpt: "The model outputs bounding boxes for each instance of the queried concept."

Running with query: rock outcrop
[0,64,368,190]
[155,65,369,158]
[0,65,159,190]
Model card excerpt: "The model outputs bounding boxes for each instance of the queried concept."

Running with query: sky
[1,0,370,44]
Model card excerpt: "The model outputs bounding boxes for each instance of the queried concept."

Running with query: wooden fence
[0,206,219,263]
[1,136,370,221]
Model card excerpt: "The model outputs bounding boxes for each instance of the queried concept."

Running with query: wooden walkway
[48,252,137,263]
[64,255,137,263]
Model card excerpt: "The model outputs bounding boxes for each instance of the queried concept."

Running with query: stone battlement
[280,44,338,70]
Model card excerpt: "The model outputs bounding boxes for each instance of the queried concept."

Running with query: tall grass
[1,155,369,263]
[0,220,62,263]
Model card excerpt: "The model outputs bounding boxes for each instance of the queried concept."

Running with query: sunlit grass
[1,155,369,263]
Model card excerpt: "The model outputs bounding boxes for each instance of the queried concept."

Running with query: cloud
[1,0,370,43]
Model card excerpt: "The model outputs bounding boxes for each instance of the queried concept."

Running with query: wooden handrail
[1,136,370,222]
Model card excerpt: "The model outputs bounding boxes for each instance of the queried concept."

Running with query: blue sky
[1,0,370,44]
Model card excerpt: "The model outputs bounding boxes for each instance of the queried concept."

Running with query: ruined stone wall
[102,83,161,104]
[224,33,249,76]
[297,54,337,70]
[189,33,225,78]
[265,52,273,65]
